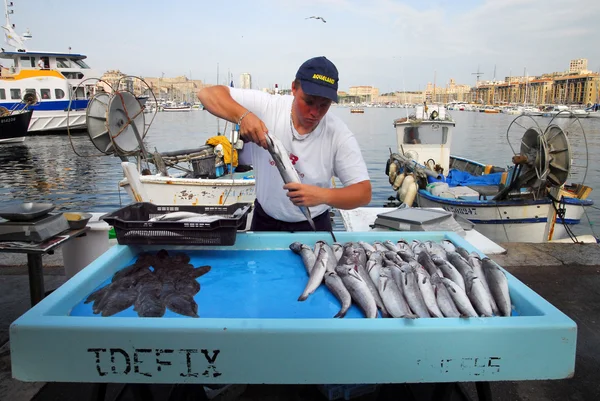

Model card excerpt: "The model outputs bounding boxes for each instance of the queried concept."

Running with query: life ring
[430,110,439,120]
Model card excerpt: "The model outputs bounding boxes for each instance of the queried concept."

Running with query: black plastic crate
[101,202,252,246]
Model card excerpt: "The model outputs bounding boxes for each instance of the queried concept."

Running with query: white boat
[0,1,100,132]
[382,104,594,243]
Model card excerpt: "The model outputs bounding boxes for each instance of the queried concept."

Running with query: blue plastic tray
[10,232,576,385]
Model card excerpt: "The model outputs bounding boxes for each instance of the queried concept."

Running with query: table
[0,227,89,305]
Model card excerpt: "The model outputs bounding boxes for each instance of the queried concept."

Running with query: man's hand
[239,112,269,149]
[284,183,327,207]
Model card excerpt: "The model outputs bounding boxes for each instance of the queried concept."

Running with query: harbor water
[0,107,599,237]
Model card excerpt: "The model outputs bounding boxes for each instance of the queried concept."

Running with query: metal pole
[27,253,45,306]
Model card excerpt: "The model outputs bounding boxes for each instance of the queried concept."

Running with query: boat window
[55,88,65,99]
[10,89,21,100]
[403,125,448,145]
[41,89,51,99]
[0,89,5,100]
[70,58,90,69]
[56,57,71,68]
[20,56,35,67]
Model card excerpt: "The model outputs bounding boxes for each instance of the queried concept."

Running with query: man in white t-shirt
[197,56,371,231]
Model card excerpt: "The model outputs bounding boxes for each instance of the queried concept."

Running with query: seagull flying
[305,16,326,23]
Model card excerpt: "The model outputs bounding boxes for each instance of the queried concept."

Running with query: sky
[7,0,600,93]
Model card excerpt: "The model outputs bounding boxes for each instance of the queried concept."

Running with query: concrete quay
[0,241,599,401]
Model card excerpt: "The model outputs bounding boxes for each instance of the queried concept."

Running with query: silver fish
[396,240,414,257]
[415,267,444,318]
[482,258,512,317]
[447,252,475,282]
[431,255,466,291]
[372,241,388,253]
[430,273,461,318]
[417,251,444,278]
[423,240,448,261]
[378,268,416,318]
[468,253,499,315]
[383,240,400,252]
[410,240,427,256]
[331,242,343,262]
[358,241,376,254]
[321,243,338,273]
[384,251,404,266]
[455,246,471,260]
[314,239,325,256]
[324,271,352,318]
[441,277,478,317]
[265,133,315,230]
[336,263,378,318]
[464,270,493,317]
[440,239,457,254]
[366,258,382,288]
[398,265,430,318]
[149,211,210,222]
[357,259,388,317]
[289,242,316,275]
[298,247,328,301]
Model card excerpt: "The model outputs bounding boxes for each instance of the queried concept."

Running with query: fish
[321,243,339,272]
[430,273,461,318]
[331,242,343,262]
[383,240,401,252]
[398,265,430,318]
[410,240,427,256]
[440,240,457,254]
[358,241,376,254]
[149,211,212,222]
[441,278,478,318]
[423,240,448,261]
[482,258,512,317]
[447,252,475,282]
[135,291,166,317]
[175,277,201,296]
[431,255,465,291]
[290,241,317,275]
[464,270,493,317]
[396,240,414,257]
[265,133,316,230]
[372,241,388,253]
[97,285,138,317]
[384,251,404,266]
[378,268,416,318]
[356,258,388,317]
[336,263,378,318]
[417,251,444,278]
[468,253,499,315]
[415,267,444,318]
[164,292,199,317]
[366,257,382,288]
[455,246,471,260]
[298,247,328,301]
[324,271,352,318]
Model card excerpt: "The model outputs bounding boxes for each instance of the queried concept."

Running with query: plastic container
[192,153,217,178]
[101,202,252,246]
[427,182,449,196]
[61,213,111,279]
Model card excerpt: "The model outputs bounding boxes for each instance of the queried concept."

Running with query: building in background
[569,59,588,74]
[240,73,252,89]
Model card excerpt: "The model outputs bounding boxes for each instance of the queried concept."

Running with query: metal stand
[26,254,44,305]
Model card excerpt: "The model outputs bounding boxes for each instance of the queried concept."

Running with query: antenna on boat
[2,0,31,51]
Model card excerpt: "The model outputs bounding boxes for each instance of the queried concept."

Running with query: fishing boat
[0,108,32,143]
[80,89,256,221]
[0,1,100,132]
[380,104,593,243]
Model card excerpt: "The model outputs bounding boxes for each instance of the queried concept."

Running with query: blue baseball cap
[295,56,339,102]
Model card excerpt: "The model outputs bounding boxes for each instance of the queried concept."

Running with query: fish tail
[298,294,308,302]
[334,310,347,318]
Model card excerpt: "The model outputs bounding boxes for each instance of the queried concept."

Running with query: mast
[2,0,32,51]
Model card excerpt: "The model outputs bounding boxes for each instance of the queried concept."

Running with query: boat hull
[28,109,87,132]
[0,110,32,143]
[416,190,590,243]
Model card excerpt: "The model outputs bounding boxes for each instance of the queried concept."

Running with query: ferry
[0,1,100,132]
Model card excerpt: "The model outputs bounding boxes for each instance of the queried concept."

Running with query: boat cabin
[393,105,455,174]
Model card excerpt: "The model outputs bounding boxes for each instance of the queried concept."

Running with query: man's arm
[197,86,269,148]
[284,180,372,210]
